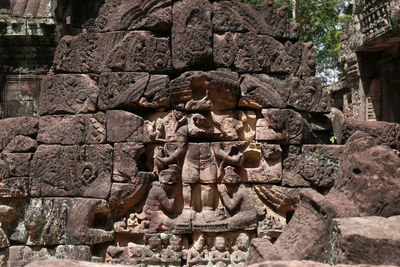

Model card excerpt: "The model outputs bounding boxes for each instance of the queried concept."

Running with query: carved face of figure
[214,236,226,252]
[148,235,162,252]
[222,166,240,184]
[169,235,182,251]
[193,234,204,251]
[173,110,184,121]
[236,233,249,251]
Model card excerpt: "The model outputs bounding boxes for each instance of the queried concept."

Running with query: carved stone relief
[0,0,355,266]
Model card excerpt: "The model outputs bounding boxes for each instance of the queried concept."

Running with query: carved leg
[200,184,217,222]
[182,183,192,210]
[179,183,193,223]
[201,184,215,211]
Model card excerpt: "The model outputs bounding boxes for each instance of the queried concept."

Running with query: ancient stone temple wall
[330,0,400,123]
[0,0,58,119]
[0,0,356,266]
[0,0,105,119]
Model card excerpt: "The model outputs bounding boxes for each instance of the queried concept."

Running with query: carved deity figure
[154,142,186,175]
[141,177,178,232]
[230,233,250,266]
[208,236,230,267]
[155,110,187,142]
[180,142,243,223]
[138,235,163,266]
[217,170,257,230]
[186,234,208,267]
[161,235,182,266]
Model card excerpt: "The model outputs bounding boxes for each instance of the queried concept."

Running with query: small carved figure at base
[209,236,230,267]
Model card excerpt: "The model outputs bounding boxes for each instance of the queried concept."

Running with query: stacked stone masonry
[1,0,400,267]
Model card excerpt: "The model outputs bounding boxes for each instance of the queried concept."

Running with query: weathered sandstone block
[139,75,170,109]
[106,31,171,73]
[214,32,285,73]
[106,111,149,143]
[54,32,125,73]
[1,153,32,177]
[24,198,114,246]
[0,117,38,151]
[3,136,37,153]
[329,108,400,148]
[172,0,213,70]
[37,113,106,145]
[39,74,99,116]
[170,70,240,110]
[256,109,314,144]
[96,0,172,33]
[282,145,345,188]
[98,72,150,111]
[108,183,149,219]
[239,74,329,112]
[213,0,299,39]
[331,216,400,265]
[30,145,113,198]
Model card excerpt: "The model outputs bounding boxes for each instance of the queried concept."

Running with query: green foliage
[330,136,337,144]
[244,0,353,83]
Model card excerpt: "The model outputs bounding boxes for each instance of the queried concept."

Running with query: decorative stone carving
[214,32,285,73]
[0,117,38,151]
[29,144,113,198]
[172,0,213,70]
[217,175,257,231]
[39,74,99,116]
[54,32,126,73]
[141,176,180,232]
[1,0,393,266]
[95,0,172,33]
[113,143,146,183]
[170,70,240,111]
[213,0,299,39]
[98,72,150,111]
[108,183,149,219]
[231,233,250,267]
[282,145,345,188]
[37,113,106,145]
[256,109,314,144]
[106,31,171,73]
[139,75,170,109]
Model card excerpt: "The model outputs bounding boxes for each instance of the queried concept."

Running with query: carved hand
[217,184,226,194]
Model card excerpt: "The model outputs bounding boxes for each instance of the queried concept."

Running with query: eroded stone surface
[54,32,125,73]
[213,1,299,39]
[0,0,397,266]
[106,31,171,73]
[95,0,172,33]
[331,216,400,265]
[172,0,213,70]
[39,75,99,116]
[24,198,114,246]
[0,117,38,151]
[37,113,106,145]
[282,145,345,188]
[98,72,150,111]
[30,145,113,198]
